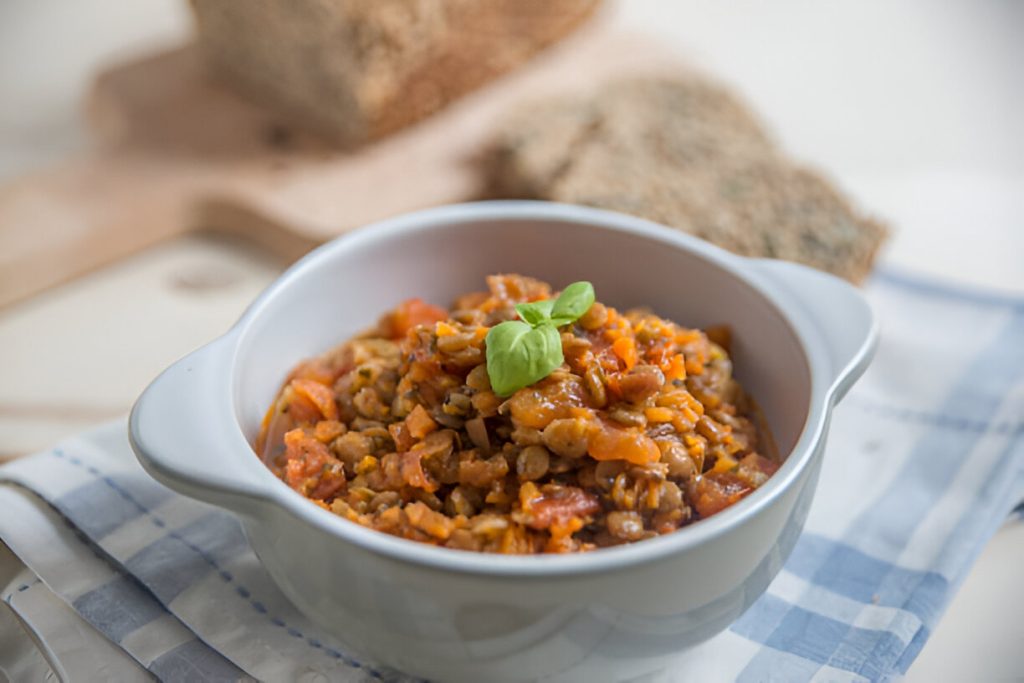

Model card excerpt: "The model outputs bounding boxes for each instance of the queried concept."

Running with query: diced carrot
[546,517,585,552]
[390,298,448,338]
[485,487,512,506]
[550,516,585,538]
[405,404,437,439]
[519,481,541,509]
[405,501,453,540]
[663,354,687,381]
[290,379,338,421]
[435,321,457,336]
[612,337,638,370]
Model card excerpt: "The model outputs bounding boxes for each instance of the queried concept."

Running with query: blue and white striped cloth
[2,270,1023,682]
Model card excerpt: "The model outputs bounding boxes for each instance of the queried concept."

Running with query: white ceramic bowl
[130,201,876,682]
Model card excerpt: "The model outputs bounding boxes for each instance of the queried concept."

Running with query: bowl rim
[219,201,834,576]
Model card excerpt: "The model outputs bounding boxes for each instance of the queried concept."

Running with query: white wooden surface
[0,1,1021,680]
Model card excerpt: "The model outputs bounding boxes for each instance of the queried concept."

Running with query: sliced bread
[485,76,887,283]
[191,0,602,146]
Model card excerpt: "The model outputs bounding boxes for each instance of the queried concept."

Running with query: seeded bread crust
[191,0,602,146]
[486,77,887,283]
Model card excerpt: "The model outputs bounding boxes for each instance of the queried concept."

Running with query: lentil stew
[255,274,778,554]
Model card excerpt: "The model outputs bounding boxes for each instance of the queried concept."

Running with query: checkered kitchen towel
[2,270,1023,682]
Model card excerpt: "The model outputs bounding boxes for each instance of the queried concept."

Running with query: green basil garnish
[549,281,595,325]
[484,321,562,397]
[485,281,595,396]
[514,299,555,326]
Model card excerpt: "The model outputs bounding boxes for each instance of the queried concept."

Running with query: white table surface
[1,1,1021,680]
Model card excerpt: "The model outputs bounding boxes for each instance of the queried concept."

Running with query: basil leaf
[550,281,595,324]
[485,281,595,395]
[515,299,555,326]
[485,321,564,396]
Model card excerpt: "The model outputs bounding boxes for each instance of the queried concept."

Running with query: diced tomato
[388,420,414,452]
[587,421,661,465]
[735,453,780,487]
[507,376,588,429]
[390,298,448,339]
[283,429,345,500]
[308,469,347,500]
[692,472,753,518]
[286,391,321,425]
[400,449,439,492]
[290,378,338,421]
[524,487,601,531]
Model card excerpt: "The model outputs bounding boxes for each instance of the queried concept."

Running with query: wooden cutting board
[0,26,682,309]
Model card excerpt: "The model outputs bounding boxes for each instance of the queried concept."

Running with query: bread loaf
[191,0,601,146]
[486,76,887,283]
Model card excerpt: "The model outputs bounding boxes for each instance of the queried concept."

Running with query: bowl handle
[129,335,273,513]
[752,259,879,404]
